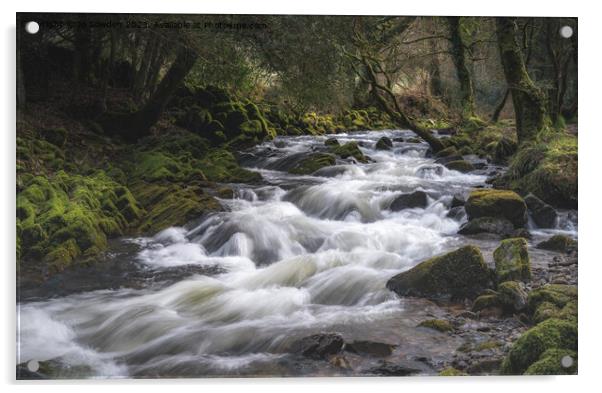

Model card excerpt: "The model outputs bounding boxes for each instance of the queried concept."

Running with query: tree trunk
[447,17,476,119]
[496,17,547,142]
[101,46,198,142]
[491,88,509,123]
[362,57,444,152]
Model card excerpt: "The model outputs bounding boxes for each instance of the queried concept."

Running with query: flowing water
[17,130,577,378]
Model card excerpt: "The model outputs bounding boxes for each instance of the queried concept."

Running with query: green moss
[528,284,577,316]
[439,367,467,376]
[418,319,454,332]
[536,235,577,253]
[445,160,475,173]
[199,149,261,183]
[501,318,577,375]
[503,134,577,208]
[289,153,336,175]
[386,245,491,300]
[465,189,527,228]
[493,238,531,282]
[524,348,577,375]
[132,182,222,234]
[435,146,458,158]
[328,141,368,163]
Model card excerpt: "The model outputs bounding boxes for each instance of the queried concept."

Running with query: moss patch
[465,189,527,228]
[418,319,454,332]
[493,238,531,282]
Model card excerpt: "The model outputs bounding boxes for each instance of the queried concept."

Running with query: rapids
[17,130,577,378]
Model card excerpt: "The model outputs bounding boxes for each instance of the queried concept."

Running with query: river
[17,129,577,378]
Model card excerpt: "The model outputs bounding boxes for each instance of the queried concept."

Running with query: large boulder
[390,191,428,211]
[465,189,527,228]
[375,136,393,150]
[524,193,557,228]
[493,238,531,282]
[328,141,368,163]
[386,245,492,300]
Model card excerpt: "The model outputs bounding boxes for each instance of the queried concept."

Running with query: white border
[2,1,600,392]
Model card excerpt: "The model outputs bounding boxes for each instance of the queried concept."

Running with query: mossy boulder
[493,238,531,282]
[375,136,393,150]
[524,348,577,375]
[386,245,492,300]
[527,284,577,317]
[328,141,368,163]
[17,171,142,272]
[465,189,527,228]
[445,160,475,173]
[435,146,458,158]
[418,319,454,332]
[493,137,518,164]
[500,318,577,375]
[472,294,502,313]
[458,217,514,236]
[289,153,336,175]
[536,235,577,253]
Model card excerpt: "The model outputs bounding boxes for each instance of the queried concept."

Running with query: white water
[17,130,508,377]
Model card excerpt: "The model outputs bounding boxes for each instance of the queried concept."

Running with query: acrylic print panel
[16,13,578,379]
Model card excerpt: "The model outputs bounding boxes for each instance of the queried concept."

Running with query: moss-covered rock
[527,284,577,315]
[524,348,577,375]
[439,367,468,376]
[375,136,393,150]
[445,160,475,173]
[536,235,577,253]
[472,293,502,312]
[289,153,336,175]
[501,318,577,375]
[497,280,528,312]
[17,171,142,272]
[501,134,577,208]
[493,238,531,282]
[328,141,368,163]
[465,189,527,228]
[325,138,340,147]
[418,319,454,332]
[386,245,492,300]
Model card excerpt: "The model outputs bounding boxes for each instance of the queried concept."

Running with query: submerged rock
[386,245,492,300]
[290,333,345,360]
[288,153,336,175]
[389,191,428,211]
[493,238,531,282]
[375,136,393,150]
[458,217,514,236]
[536,235,577,254]
[345,341,395,357]
[465,189,527,228]
[324,138,339,147]
[525,193,557,228]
